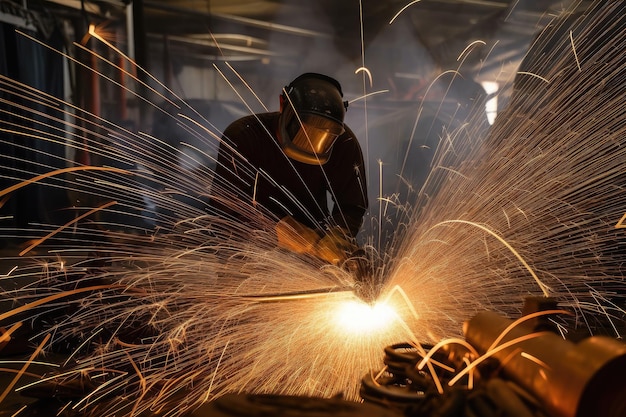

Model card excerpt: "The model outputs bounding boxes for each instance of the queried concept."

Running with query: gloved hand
[275,216,357,265]
[275,215,321,255]
[313,226,358,265]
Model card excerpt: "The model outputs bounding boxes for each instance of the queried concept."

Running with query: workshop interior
[1,1,625,416]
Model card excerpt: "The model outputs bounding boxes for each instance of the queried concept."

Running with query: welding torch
[275,216,379,303]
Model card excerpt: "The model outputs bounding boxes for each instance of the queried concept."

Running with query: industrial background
[2,0,597,123]
[0,0,596,235]
[1,1,625,417]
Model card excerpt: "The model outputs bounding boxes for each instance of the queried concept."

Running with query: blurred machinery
[193,298,626,417]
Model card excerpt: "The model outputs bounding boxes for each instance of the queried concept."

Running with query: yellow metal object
[464,311,626,417]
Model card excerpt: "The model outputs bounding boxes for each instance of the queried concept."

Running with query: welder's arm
[275,216,377,303]
[327,128,368,238]
[275,216,357,265]
[275,216,320,255]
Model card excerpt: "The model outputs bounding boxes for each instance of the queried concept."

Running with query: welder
[209,73,370,274]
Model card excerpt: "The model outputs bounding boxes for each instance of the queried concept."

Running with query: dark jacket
[209,112,367,237]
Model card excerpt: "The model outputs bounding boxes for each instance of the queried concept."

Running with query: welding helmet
[278,73,348,165]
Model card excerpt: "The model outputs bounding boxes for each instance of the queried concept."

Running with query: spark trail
[382,0,626,339]
[0,0,624,416]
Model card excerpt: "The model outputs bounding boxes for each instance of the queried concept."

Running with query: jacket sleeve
[326,125,368,237]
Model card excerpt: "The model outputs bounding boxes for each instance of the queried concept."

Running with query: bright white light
[481,81,499,125]
[334,300,396,334]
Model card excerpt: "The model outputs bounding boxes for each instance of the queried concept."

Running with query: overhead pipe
[142,0,330,39]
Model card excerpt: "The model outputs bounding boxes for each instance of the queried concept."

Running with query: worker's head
[278,73,348,165]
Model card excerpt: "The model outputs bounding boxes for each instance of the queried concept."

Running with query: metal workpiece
[464,310,626,417]
[191,393,401,417]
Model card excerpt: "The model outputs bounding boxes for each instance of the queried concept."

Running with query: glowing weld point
[334,300,395,334]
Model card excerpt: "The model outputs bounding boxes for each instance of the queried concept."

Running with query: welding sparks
[0,1,625,416]
[389,0,422,25]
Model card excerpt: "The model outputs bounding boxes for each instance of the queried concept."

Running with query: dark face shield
[280,109,345,165]
[278,73,348,165]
